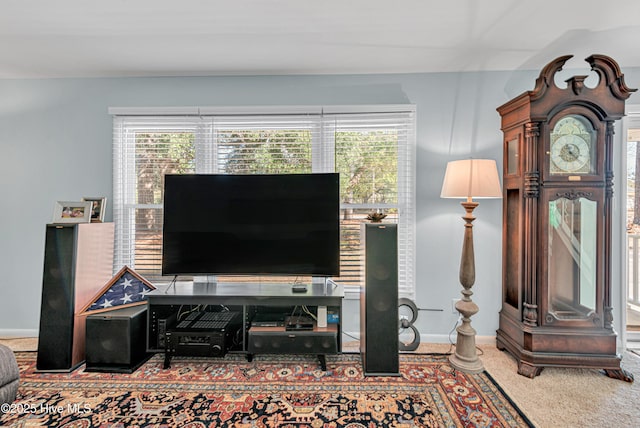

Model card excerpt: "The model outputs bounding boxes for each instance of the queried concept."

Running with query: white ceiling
[2,0,640,79]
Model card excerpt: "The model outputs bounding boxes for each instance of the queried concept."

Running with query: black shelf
[146,282,344,364]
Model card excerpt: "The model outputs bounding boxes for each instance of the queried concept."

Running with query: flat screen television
[161,173,340,277]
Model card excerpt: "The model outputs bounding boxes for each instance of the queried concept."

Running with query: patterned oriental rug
[1,352,533,427]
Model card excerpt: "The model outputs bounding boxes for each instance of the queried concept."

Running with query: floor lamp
[440,159,502,373]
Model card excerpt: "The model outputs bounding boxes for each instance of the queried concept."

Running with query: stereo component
[248,325,338,370]
[148,305,179,351]
[163,311,242,368]
[157,313,177,349]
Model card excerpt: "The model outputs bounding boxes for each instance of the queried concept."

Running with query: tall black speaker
[360,223,399,376]
[37,223,114,372]
[85,305,150,373]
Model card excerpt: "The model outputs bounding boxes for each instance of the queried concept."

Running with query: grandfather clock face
[549,115,596,175]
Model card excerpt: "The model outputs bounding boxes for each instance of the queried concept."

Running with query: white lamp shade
[440,159,502,199]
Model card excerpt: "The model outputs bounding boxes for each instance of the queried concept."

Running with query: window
[112,106,416,296]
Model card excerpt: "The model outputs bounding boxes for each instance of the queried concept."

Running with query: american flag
[87,270,154,312]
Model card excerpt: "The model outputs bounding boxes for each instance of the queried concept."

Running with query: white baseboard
[343,331,496,346]
[422,334,496,345]
[0,329,38,338]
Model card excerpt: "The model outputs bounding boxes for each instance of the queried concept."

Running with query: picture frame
[52,201,92,224]
[80,266,156,315]
[81,196,107,223]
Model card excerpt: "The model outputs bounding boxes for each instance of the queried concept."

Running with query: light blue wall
[1,67,637,342]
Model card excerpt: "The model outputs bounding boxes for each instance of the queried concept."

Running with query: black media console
[146,281,344,370]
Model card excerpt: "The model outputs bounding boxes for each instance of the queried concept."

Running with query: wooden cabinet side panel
[72,223,115,366]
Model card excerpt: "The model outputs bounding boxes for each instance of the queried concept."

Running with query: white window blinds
[325,112,415,296]
[112,106,416,297]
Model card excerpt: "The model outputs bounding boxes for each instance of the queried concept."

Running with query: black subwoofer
[85,305,150,373]
[360,223,399,376]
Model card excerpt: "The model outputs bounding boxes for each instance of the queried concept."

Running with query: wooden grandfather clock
[496,54,635,381]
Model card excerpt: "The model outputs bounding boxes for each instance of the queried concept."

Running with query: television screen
[162,173,340,277]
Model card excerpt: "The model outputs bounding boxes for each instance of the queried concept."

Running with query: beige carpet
[423,342,640,428]
[3,337,639,427]
[0,337,37,352]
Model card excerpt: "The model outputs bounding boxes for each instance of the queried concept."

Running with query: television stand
[146,282,344,370]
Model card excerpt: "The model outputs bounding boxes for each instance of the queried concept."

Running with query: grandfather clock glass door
[546,192,600,325]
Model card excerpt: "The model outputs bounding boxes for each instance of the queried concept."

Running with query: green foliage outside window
[336,130,398,206]
[218,130,312,174]
[135,133,195,204]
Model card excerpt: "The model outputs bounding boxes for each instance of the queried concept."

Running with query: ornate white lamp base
[449,200,484,374]
[449,296,484,373]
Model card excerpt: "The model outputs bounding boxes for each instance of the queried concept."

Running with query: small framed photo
[52,201,92,224]
[82,196,107,223]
